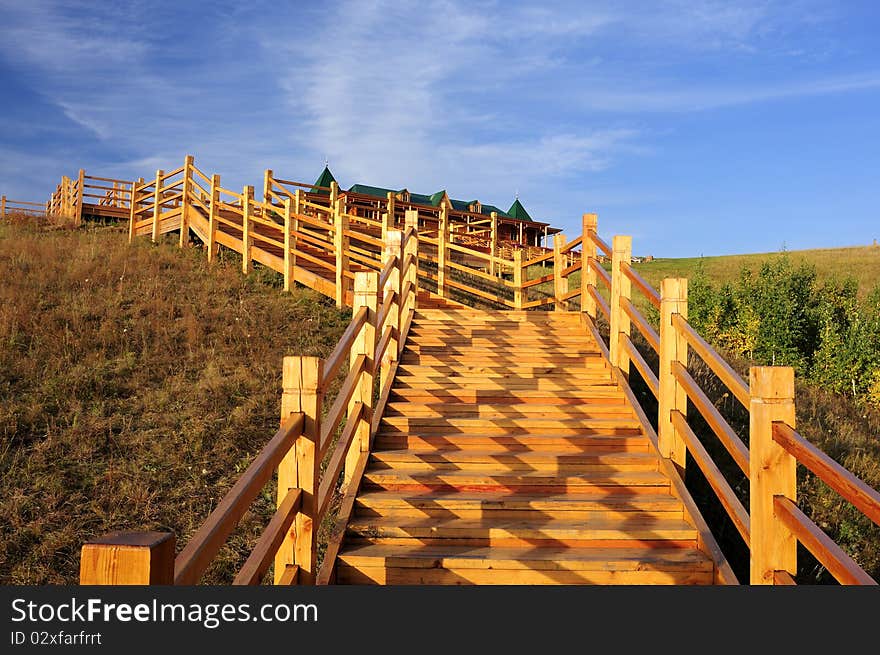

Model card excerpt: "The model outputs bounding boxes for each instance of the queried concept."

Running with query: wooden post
[80,532,175,585]
[75,169,85,225]
[334,199,350,307]
[553,233,568,311]
[404,210,419,317]
[277,356,321,585]
[128,178,142,243]
[658,277,688,473]
[513,249,524,310]
[263,169,273,206]
[582,213,598,317]
[242,185,253,274]
[749,366,797,585]
[1,195,5,219]
[609,235,632,375]
[151,170,163,242]
[384,192,395,240]
[490,212,498,276]
[179,155,193,248]
[437,201,449,297]
[330,180,338,214]
[381,231,402,393]
[283,198,293,292]
[347,271,377,484]
[206,174,220,262]
[290,190,300,272]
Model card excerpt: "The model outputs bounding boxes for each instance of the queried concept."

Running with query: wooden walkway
[333,309,718,584]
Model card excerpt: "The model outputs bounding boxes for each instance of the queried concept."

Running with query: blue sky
[0,0,878,257]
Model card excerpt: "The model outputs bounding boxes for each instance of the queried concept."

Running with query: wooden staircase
[333,309,717,584]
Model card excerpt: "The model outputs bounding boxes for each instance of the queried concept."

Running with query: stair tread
[364,468,669,484]
[337,544,712,570]
[370,450,656,463]
[356,491,679,508]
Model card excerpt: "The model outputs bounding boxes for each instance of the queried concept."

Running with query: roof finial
[515,189,519,200]
[324,156,329,169]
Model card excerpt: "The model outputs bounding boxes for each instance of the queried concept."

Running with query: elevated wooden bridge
[20,155,877,586]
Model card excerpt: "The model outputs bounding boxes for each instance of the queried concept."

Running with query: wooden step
[355,491,682,520]
[373,433,652,452]
[345,515,698,545]
[368,450,657,472]
[362,468,671,493]
[388,388,626,403]
[392,377,617,391]
[383,402,630,417]
[379,416,642,434]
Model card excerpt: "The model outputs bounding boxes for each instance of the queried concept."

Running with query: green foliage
[687,255,880,405]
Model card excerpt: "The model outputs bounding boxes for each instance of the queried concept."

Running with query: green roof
[481,204,510,218]
[312,166,336,194]
[348,183,397,198]
[507,198,532,222]
[429,190,447,207]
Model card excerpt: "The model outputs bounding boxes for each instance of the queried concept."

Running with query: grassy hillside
[0,220,350,584]
[635,244,880,294]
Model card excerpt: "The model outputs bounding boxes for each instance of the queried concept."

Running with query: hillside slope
[0,222,349,584]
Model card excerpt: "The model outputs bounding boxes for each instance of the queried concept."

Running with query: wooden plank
[277,564,300,585]
[622,334,659,398]
[773,422,880,527]
[672,410,750,545]
[233,488,302,585]
[320,354,366,454]
[317,403,364,520]
[659,278,687,472]
[774,496,876,585]
[672,361,749,477]
[673,313,750,407]
[620,297,659,353]
[622,261,661,309]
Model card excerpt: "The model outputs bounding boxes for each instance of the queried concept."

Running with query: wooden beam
[75,168,85,225]
[334,198,349,308]
[276,356,322,585]
[179,156,193,248]
[404,210,419,313]
[283,198,293,292]
[80,531,175,585]
[242,185,253,274]
[659,277,688,474]
[490,211,498,276]
[381,231,402,393]
[151,170,163,242]
[553,233,568,311]
[263,168,273,206]
[513,250,524,310]
[207,174,220,262]
[749,366,797,585]
[437,201,449,298]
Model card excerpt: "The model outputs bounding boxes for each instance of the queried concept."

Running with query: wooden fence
[1,196,45,218]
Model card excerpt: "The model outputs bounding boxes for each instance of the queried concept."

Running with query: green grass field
[634,244,880,294]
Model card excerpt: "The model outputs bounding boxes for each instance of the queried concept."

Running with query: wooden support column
[381,231,402,393]
[1,195,6,219]
[207,174,220,261]
[329,180,338,214]
[404,210,419,317]
[609,235,632,375]
[490,211,498,276]
[749,366,797,585]
[277,356,321,585]
[582,213,598,317]
[80,532,175,585]
[290,190,300,272]
[658,277,688,473]
[75,169,85,225]
[128,179,142,243]
[263,168,273,206]
[553,233,568,311]
[151,170,163,242]
[347,272,377,484]
[179,155,193,248]
[241,185,253,274]
[384,192,395,240]
[513,250,524,310]
[334,198,350,308]
[283,198,293,292]
[437,201,449,298]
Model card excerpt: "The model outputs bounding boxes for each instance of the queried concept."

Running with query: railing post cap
[354,270,379,292]
[660,277,688,299]
[612,234,632,250]
[750,366,795,400]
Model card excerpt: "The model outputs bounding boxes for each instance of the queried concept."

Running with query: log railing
[0,196,45,218]
[582,215,879,585]
[80,224,419,585]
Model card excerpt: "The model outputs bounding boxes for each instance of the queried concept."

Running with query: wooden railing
[581,216,880,585]
[80,224,420,585]
[43,169,133,224]
[0,195,45,218]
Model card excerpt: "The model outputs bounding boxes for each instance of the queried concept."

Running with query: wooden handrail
[588,231,612,258]
[320,353,367,454]
[322,306,368,389]
[590,258,612,290]
[621,261,661,309]
[622,334,659,398]
[232,488,302,585]
[672,410,750,545]
[174,412,305,584]
[672,313,750,407]
[773,422,880,526]
[620,297,659,353]
[588,285,611,320]
[672,361,750,477]
[316,402,364,520]
[774,496,876,585]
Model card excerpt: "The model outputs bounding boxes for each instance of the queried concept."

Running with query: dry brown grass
[0,219,349,584]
